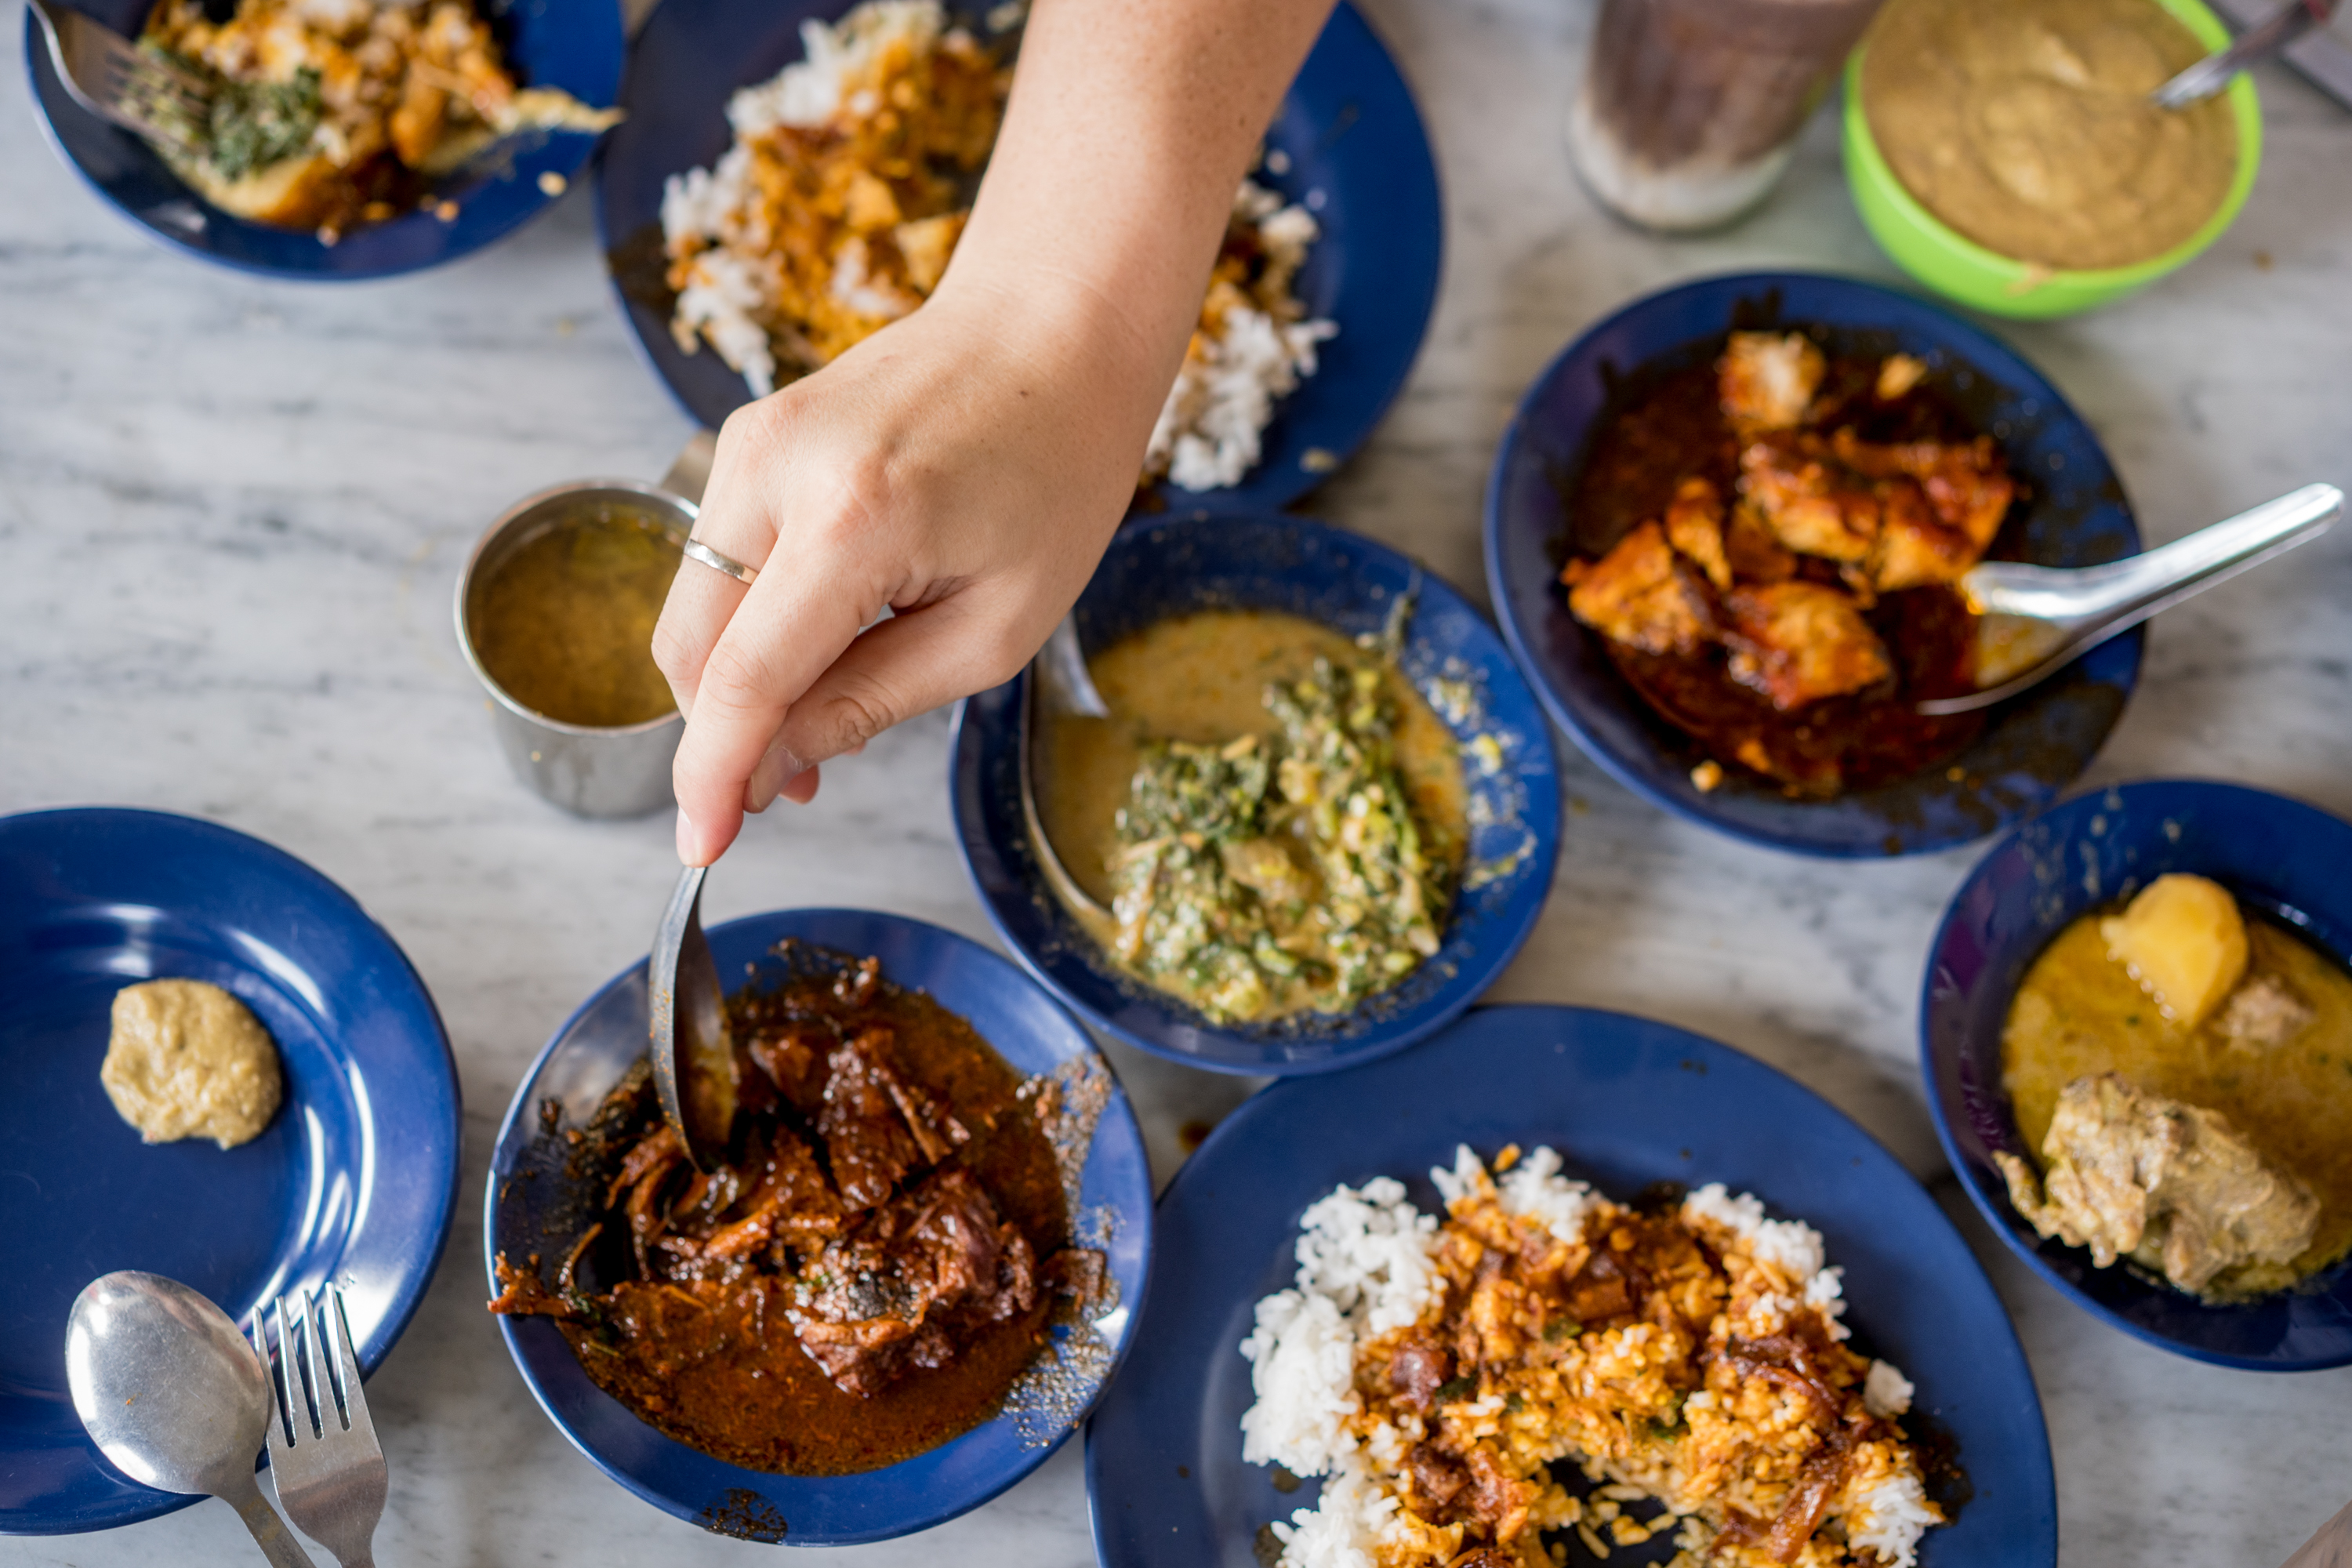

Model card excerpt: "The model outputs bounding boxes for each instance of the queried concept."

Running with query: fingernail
[674,806,703,865]
[782,764,821,805]
[744,739,808,814]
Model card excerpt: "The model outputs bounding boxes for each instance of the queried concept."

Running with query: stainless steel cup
[454,477,694,819]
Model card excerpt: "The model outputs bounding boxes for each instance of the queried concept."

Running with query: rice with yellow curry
[1241,1147,1945,1567]
[659,0,1335,492]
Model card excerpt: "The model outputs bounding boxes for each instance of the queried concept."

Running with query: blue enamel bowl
[594,0,1441,514]
[1923,779,2352,1369]
[950,511,1562,1076]
[485,907,1153,1544]
[1087,1006,2056,1567]
[1485,270,2143,858]
[26,0,622,278]
[0,808,459,1535]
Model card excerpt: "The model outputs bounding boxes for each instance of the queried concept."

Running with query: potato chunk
[2099,874,2249,1028]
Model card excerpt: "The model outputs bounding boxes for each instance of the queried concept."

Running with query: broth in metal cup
[455,477,695,818]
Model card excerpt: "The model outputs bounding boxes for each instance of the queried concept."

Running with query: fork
[27,0,213,146]
[252,1287,389,1568]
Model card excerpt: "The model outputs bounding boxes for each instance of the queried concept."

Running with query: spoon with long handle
[1918,482,2342,716]
[2152,0,2339,107]
[650,862,739,1171]
[66,1272,318,1568]
[1020,613,1115,922]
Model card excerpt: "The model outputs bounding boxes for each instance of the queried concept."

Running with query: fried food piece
[1849,479,1980,595]
[1719,331,1825,431]
[1737,435,1883,564]
[1995,1073,2318,1297]
[1562,520,1715,657]
[1875,354,1929,400]
[1719,582,1893,710]
[1829,430,2013,551]
[1662,477,1731,590]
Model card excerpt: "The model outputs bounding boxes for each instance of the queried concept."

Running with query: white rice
[1848,1472,1940,1567]
[659,10,1333,488]
[1240,1153,1934,1568]
[1864,1358,1915,1417]
[1144,179,1336,492]
[1239,1178,1438,1478]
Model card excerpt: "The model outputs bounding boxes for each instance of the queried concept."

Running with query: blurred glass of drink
[1569,0,1887,231]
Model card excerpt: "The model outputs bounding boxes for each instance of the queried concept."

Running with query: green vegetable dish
[1107,653,1455,1024]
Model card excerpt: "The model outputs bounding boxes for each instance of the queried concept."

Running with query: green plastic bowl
[1842,0,2262,319]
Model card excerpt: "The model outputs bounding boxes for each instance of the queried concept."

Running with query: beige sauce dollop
[1861,0,2238,270]
[101,979,284,1149]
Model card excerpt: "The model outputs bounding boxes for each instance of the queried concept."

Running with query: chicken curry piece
[490,950,1098,1474]
[1560,331,2013,795]
[1998,875,2352,1299]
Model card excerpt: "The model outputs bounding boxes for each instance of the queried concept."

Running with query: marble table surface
[6,0,2351,1561]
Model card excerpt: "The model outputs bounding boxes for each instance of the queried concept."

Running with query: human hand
[652,268,1160,866]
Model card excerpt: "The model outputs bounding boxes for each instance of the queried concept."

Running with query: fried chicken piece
[1849,479,1980,595]
[1828,430,2013,550]
[1562,520,1714,657]
[1720,583,1893,710]
[1875,354,1929,400]
[1724,501,1797,583]
[1662,477,1731,590]
[1737,434,1883,564]
[1719,331,1825,432]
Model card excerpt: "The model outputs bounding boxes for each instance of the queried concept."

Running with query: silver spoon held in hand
[1020,613,1115,924]
[1919,482,2342,716]
[650,862,739,1171]
[66,1271,318,1568]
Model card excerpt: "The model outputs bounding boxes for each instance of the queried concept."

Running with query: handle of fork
[220,1469,322,1568]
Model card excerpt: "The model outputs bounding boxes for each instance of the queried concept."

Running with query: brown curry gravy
[1568,352,1991,795]
[554,967,1069,1475]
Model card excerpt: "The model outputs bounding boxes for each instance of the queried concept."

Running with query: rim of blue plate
[592,0,1440,515]
[949,511,1563,1076]
[484,906,1154,1546]
[25,0,622,279]
[0,806,460,1535]
[1922,777,2352,1370]
[1483,269,2144,859]
[1084,1004,2056,1568]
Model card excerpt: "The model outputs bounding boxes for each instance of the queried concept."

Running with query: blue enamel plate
[1486,270,2143,858]
[950,511,1562,1076]
[0,808,460,1535]
[1924,778,2352,1369]
[26,0,622,278]
[1086,1006,2057,1566]
[485,907,1152,1545]
[594,0,1440,514]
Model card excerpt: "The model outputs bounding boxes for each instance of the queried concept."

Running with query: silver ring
[682,538,760,586]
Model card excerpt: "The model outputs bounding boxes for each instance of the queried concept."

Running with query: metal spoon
[1020,613,1114,922]
[65,1271,318,1568]
[1919,482,2342,716]
[2152,0,2339,107]
[649,863,738,1171]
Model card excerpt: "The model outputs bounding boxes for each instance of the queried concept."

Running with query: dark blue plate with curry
[1486,271,2143,858]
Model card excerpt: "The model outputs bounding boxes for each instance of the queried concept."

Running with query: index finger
[670,536,878,865]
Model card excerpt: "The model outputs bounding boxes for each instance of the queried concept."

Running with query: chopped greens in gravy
[1041,610,1466,1025]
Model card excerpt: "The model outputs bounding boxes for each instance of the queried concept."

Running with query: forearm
[941,0,1338,416]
